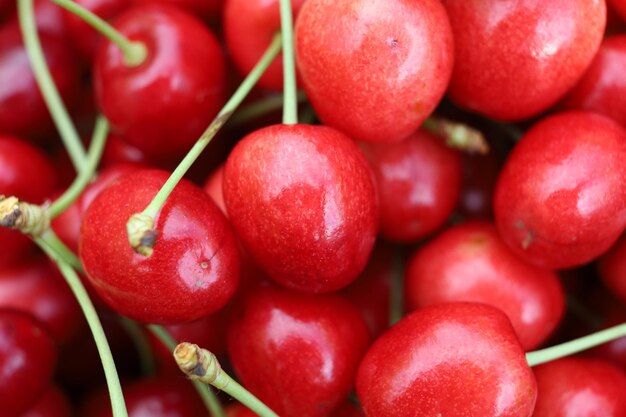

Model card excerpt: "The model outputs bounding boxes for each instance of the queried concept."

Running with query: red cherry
[356,302,537,417]
[94,4,226,160]
[532,357,626,417]
[599,234,626,307]
[330,402,364,417]
[0,309,57,417]
[562,35,626,129]
[223,124,378,293]
[132,0,224,22]
[457,144,501,219]
[228,286,370,417]
[295,0,454,143]
[20,385,72,417]
[608,0,626,22]
[79,169,240,323]
[494,111,626,269]
[5,0,70,40]
[443,0,606,121]
[101,133,153,168]
[405,221,564,350]
[362,129,461,242]
[223,404,257,417]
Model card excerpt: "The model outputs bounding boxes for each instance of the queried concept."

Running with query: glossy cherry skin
[94,4,226,161]
[562,35,626,129]
[494,111,626,270]
[363,129,461,242]
[295,0,454,143]
[224,0,305,90]
[405,221,564,350]
[357,302,536,417]
[79,169,240,323]
[0,309,57,417]
[228,287,370,417]
[599,234,626,307]
[532,357,626,417]
[223,124,378,293]
[443,0,605,121]
[20,386,72,417]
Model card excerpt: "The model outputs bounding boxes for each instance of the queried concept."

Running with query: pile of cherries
[2,0,626,416]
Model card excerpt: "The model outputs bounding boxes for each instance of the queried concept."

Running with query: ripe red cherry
[295,0,454,143]
[132,0,224,22]
[405,221,564,350]
[94,4,226,161]
[532,357,626,417]
[443,0,606,121]
[20,385,72,417]
[79,169,240,323]
[223,124,378,293]
[362,129,461,242]
[562,35,626,129]
[494,111,626,270]
[356,302,537,417]
[599,234,626,306]
[0,309,57,417]
[228,286,370,417]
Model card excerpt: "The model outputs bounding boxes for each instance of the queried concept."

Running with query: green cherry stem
[39,229,84,272]
[174,342,280,417]
[17,0,87,173]
[50,0,147,67]
[126,33,283,256]
[49,116,109,219]
[230,90,307,126]
[526,322,626,367]
[422,117,489,155]
[147,325,227,417]
[279,0,298,125]
[36,235,128,417]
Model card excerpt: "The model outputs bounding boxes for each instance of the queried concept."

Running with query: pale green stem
[39,229,84,273]
[230,90,307,126]
[279,0,298,124]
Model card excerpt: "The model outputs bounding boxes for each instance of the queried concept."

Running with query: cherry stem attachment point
[0,196,49,237]
[526,322,626,367]
[147,325,227,417]
[17,0,88,173]
[423,117,489,154]
[279,0,298,125]
[174,342,280,417]
[126,33,283,256]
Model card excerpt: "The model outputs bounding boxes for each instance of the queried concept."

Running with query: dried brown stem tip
[424,117,490,155]
[126,213,156,257]
[0,195,49,236]
[174,342,228,389]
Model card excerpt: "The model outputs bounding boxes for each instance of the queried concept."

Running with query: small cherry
[20,385,72,417]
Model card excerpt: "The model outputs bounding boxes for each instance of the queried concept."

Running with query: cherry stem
[230,90,307,126]
[126,33,283,256]
[423,117,489,154]
[147,325,227,417]
[17,0,87,173]
[174,343,280,417]
[49,116,109,219]
[50,0,147,67]
[39,229,84,272]
[118,318,156,376]
[36,233,128,417]
[279,0,298,125]
[526,322,626,367]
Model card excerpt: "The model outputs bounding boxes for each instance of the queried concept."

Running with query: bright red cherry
[494,111,626,270]
[0,309,57,417]
[223,124,378,293]
[562,35,626,129]
[532,357,626,417]
[79,169,240,323]
[94,4,226,161]
[295,0,454,143]
[599,234,626,307]
[356,302,537,417]
[362,129,461,242]
[405,221,564,350]
[228,286,370,417]
[20,385,72,417]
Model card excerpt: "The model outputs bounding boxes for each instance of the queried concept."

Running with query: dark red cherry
[356,302,536,417]
[223,124,378,293]
[295,0,454,143]
[101,133,153,168]
[532,357,626,417]
[132,0,224,22]
[0,309,57,417]
[94,4,226,161]
[599,234,626,307]
[405,221,564,350]
[494,111,626,270]
[609,0,626,22]
[20,385,72,417]
[362,129,461,242]
[443,0,606,121]
[562,35,626,129]
[224,0,306,90]
[79,169,240,323]
[330,402,364,417]
[458,144,501,219]
[228,286,370,417]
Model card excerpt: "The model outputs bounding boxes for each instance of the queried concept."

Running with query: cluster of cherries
[2,0,626,416]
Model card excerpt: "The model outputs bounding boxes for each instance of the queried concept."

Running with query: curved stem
[39,229,84,273]
[36,234,128,417]
[147,325,226,417]
[17,0,87,173]
[279,0,298,125]
[49,116,109,219]
[118,318,155,376]
[526,322,626,367]
[50,0,147,67]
